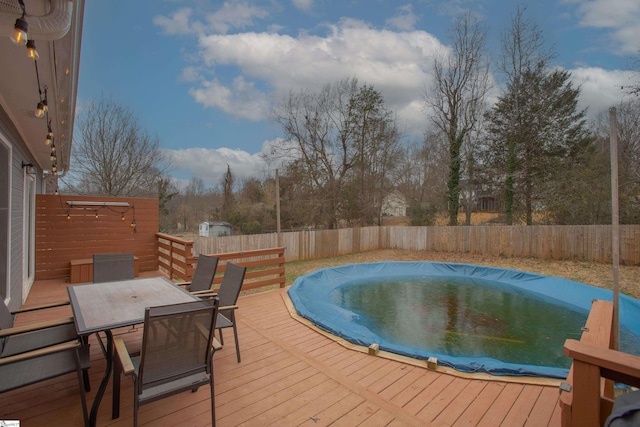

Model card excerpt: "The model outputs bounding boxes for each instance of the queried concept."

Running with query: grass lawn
[280,248,640,299]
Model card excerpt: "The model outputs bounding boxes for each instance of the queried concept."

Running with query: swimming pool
[287,261,640,378]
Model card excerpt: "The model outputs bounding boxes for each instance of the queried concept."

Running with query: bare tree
[397,133,448,225]
[65,96,169,196]
[270,78,358,229]
[271,78,402,228]
[426,12,490,225]
[343,84,403,225]
[628,50,640,97]
[592,99,640,223]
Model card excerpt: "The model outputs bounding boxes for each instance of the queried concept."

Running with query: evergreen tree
[221,165,235,221]
[487,68,592,224]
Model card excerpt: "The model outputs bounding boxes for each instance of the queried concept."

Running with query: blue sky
[76,0,640,189]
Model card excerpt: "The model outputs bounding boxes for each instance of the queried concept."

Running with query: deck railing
[560,300,640,427]
[204,247,286,292]
[156,233,196,282]
[157,232,285,291]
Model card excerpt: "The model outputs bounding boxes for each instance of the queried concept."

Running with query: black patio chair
[0,300,89,426]
[212,262,246,363]
[93,253,135,283]
[114,298,221,427]
[92,253,137,355]
[177,254,219,294]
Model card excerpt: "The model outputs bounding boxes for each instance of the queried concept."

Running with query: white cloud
[193,18,444,128]
[164,146,269,188]
[153,2,269,36]
[188,76,270,121]
[567,0,640,54]
[291,0,314,12]
[179,66,201,83]
[569,66,636,117]
[153,8,201,35]
[386,4,419,31]
[205,1,269,34]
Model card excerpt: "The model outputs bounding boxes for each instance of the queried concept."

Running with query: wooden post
[275,168,282,247]
[609,107,620,351]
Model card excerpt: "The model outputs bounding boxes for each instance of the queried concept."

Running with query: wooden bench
[560,299,640,427]
[70,256,140,284]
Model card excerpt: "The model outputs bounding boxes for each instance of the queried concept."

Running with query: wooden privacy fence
[193,224,640,265]
[36,195,159,280]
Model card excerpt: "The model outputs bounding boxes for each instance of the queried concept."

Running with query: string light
[62,202,137,233]
[26,40,39,60]
[10,0,28,46]
[27,34,57,175]
[35,83,48,119]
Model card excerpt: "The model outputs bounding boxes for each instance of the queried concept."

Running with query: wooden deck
[2,274,563,426]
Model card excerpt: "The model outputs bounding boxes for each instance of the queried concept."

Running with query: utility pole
[275,168,282,248]
[609,107,620,351]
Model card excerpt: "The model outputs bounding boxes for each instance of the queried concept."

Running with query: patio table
[68,276,200,427]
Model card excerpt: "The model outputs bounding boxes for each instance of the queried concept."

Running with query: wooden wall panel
[36,194,159,280]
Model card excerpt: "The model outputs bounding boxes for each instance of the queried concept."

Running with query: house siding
[0,106,42,309]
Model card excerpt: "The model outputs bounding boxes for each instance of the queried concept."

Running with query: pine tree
[487,68,592,224]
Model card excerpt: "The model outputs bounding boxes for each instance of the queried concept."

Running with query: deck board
[2,275,563,426]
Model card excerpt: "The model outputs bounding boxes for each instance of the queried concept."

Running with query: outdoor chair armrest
[113,337,135,375]
[11,300,71,314]
[0,339,80,365]
[0,317,75,339]
[174,281,191,289]
[191,289,216,296]
[219,305,238,311]
[212,337,222,351]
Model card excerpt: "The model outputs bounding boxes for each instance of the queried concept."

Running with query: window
[23,169,35,296]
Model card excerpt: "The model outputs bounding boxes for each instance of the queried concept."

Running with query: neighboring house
[381,190,407,217]
[459,179,504,213]
[199,221,232,237]
[0,0,84,308]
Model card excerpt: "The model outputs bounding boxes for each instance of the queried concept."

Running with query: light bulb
[10,17,28,45]
[35,102,45,118]
[26,40,38,60]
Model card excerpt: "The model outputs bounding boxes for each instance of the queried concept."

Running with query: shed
[199,221,232,237]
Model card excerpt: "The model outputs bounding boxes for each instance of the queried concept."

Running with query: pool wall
[288,261,640,378]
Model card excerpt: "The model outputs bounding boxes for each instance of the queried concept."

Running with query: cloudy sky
[77,0,639,189]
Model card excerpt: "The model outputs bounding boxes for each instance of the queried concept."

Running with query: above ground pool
[288,261,640,378]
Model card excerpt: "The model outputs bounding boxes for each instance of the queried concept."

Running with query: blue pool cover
[288,261,640,378]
